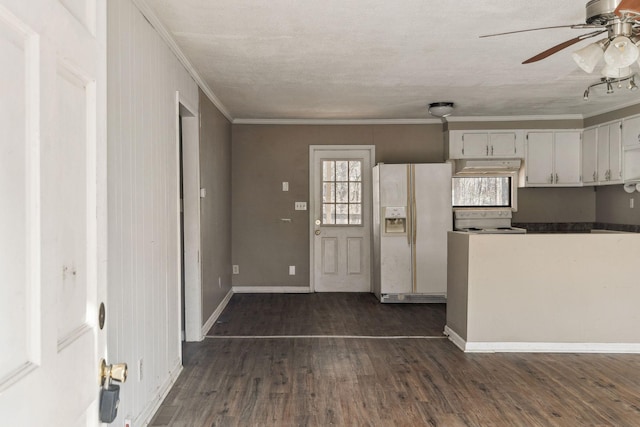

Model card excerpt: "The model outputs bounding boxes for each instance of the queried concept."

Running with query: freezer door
[378,164,412,294]
[413,164,452,295]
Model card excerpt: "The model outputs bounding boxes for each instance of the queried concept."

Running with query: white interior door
[310,146,374,292]
[0,0,107,425]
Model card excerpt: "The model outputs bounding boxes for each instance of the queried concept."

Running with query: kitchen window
[452,176,513,208]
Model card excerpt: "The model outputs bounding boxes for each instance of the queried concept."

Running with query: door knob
[99,359,128,386]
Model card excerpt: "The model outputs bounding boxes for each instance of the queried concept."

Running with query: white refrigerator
[372,163,452,303]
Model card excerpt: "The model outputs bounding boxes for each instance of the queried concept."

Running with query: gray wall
[199,88,233,317]
[231,124,443,287]
[231,118,638,288]
[596,185,640,225]
[513,187,596,223]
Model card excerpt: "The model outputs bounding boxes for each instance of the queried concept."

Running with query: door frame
[175,93,202,343]
[308,145,375,293]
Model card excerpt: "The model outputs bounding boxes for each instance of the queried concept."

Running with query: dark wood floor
[207,293,446,337]
[151,293,640,426]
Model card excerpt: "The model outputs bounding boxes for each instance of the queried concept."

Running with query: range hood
[454,159,521,175]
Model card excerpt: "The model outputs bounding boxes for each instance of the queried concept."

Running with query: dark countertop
[512,222,640,234]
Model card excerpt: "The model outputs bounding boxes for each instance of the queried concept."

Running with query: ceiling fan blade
[615,0,640,16]
[479,24,602,38]
[522,29,606,64]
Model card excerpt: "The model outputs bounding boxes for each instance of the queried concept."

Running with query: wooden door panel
[0,8,38,388]
[346,237,363,275]
[321,238,338,274]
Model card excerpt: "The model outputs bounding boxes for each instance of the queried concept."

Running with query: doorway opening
[176,95,202,348]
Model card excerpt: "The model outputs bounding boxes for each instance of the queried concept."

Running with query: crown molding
[446,114,584,122]
[582,99,640,119]
[131,0,233,122]
[232,118,443,125]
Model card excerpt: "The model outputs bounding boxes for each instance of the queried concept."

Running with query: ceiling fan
[481,0,640,67]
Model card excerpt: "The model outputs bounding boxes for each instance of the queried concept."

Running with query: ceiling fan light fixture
[602,64,633,78]
[603,36,639,68]
[606,81,614,94]
[428,102,454,118]
[572,41,605,73]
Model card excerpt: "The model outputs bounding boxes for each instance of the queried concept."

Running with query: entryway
[309,145,375,292]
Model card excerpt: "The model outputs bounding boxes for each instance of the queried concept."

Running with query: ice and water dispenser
[383,206,407,234]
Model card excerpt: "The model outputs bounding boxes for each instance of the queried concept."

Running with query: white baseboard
[464,342,640,353]
[443,326,467,351]
[137,358,182,426]
[232,286,311,293]
[201,288,234,337]
[444,326,640,353]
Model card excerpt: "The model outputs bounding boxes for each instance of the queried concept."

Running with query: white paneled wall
[107,0,198,424]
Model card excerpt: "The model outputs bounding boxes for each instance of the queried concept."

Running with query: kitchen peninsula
[445,231,640,353]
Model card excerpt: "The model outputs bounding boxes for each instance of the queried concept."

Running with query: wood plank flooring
[150,293,640,426]
[207,293,446,337]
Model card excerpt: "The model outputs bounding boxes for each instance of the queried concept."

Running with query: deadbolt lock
[99,359,128,387]
[315,230,321,235]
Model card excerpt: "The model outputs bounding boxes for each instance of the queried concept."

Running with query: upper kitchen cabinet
[447,130,524,159]
[596,121,622,185]
[525,131,582,187]
[582,127,597,185]
[622,115,640,183]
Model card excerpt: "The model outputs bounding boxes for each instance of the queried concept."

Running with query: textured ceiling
[146,0,640,120]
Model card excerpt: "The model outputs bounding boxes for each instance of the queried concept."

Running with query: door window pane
[322,160,362,225]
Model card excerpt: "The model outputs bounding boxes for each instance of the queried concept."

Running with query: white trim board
[444,326,640,354]
[200,289,234,339]
[232,286,311,293]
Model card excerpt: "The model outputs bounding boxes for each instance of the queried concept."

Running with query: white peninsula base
[446,231,640,353]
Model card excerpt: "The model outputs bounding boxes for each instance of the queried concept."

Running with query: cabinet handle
[462,147,464,155]
[486,146,489,156]
[549,173,553,184]
[592,171,596,181]
[555,173,559,183]
[491,145,494,155]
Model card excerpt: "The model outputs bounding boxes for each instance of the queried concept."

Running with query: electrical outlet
[282,181,289,191]
[289,265,295,275]
[138,358,143,381]
[295,202,307,210]
[232,265,239,275]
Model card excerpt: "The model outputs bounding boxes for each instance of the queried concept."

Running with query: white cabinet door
[597,122,623,184]
[582,127,598,185]
[554,131,582,185]
[526,132,554,185]
[609,121,622,183]
[490,132,518,156]
[597,125,610,183]
[622,115,640,147]
[461,133,489,157]
[526,131,581,186]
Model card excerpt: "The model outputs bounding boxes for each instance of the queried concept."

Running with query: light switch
[200,188,206,198]
[282,182,289,191]
[295,202,307,210]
